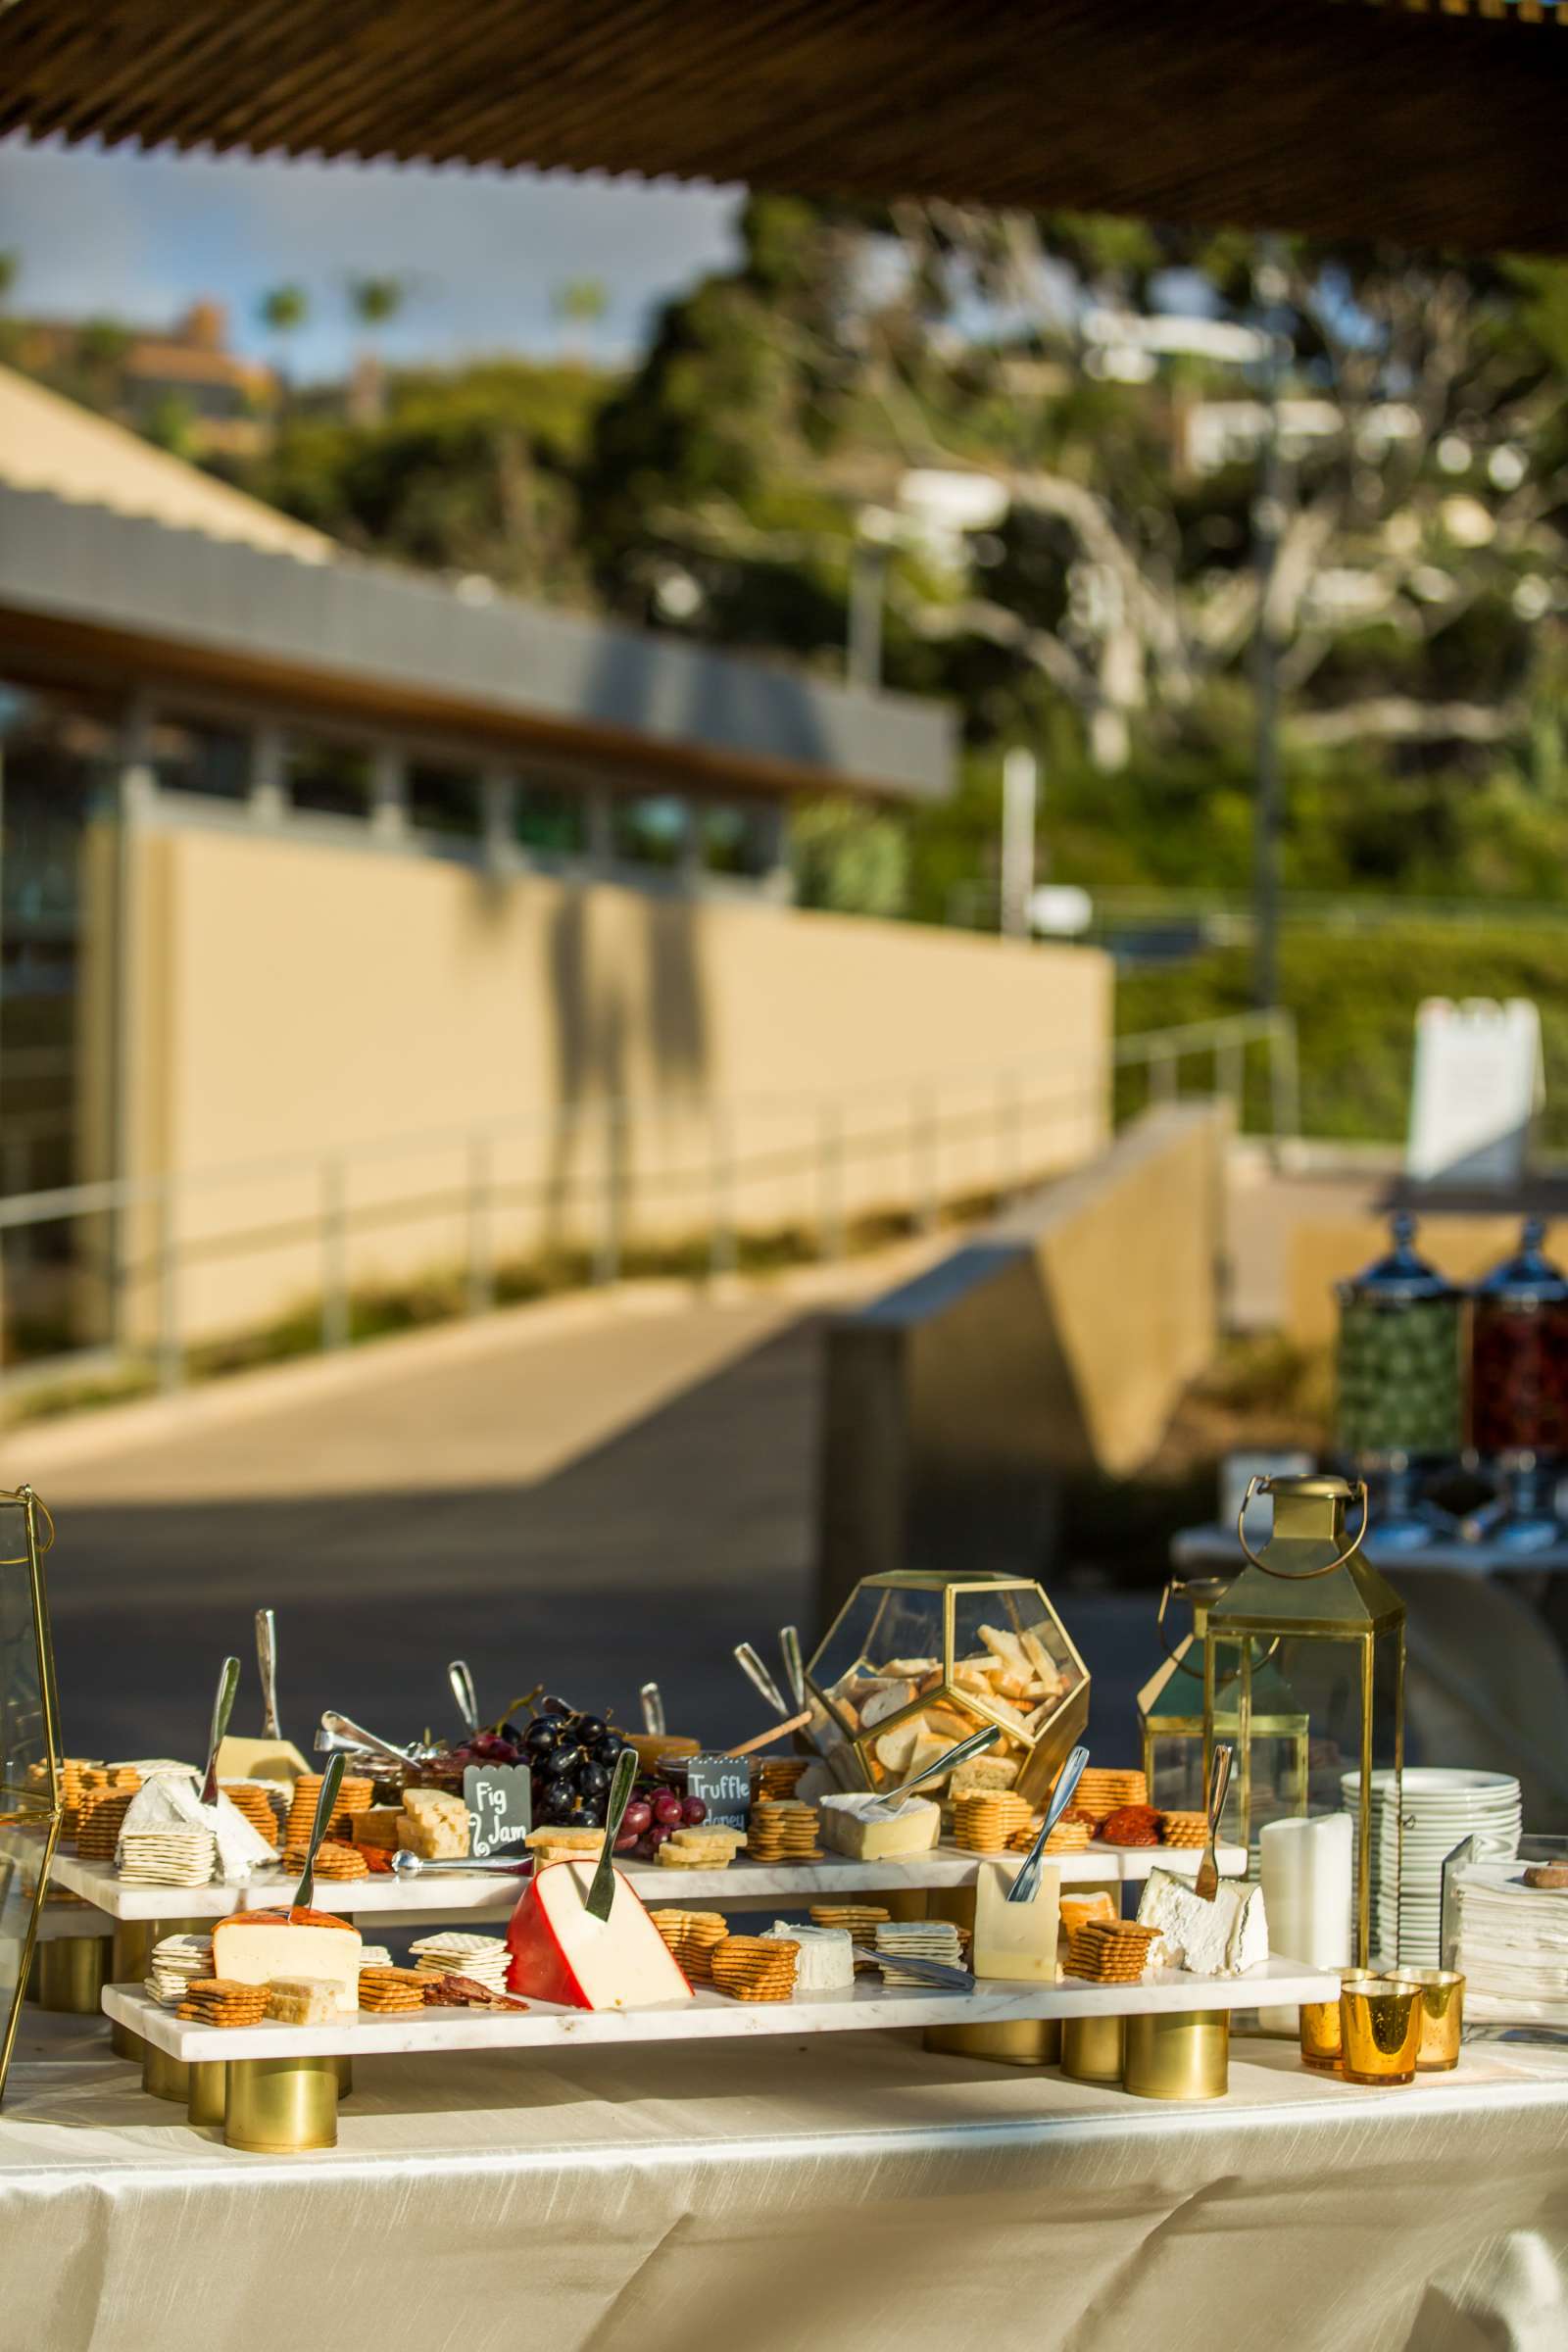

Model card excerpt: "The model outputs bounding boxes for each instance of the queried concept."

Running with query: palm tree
[345,273,409,423]
[258,283,309,415]
[553,277,608,364]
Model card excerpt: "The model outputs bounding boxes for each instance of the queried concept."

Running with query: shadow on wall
[541,880,711,1252]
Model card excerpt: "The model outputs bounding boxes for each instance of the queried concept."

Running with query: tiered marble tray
[105,1954,1334,2065]
[52,1838,1248,1925]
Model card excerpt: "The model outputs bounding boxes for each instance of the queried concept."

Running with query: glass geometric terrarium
[806,1571,1089,1806]
[0,1486,63,2103]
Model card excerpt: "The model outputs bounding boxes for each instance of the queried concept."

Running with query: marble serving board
[104,1954,1334,2064]
[50,1840,1247,1924]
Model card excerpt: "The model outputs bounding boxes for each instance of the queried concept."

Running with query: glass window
[514,780,587,858]
[612,794,688,870]
[286,735,372,820]
[147,710,250,802]
[698,800,778,878]
[408,760,482,839]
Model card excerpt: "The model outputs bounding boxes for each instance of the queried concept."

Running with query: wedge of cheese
[1135,1867,1269,1978]
[508,1861,694,2011]
[819,1792,941,1861]
[973,1858,1060,1984]
[211,1907,363,2015]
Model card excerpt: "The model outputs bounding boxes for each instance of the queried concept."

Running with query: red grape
[621,1798,653,1837]
[613,1829,640,1853]
[651,1789,684,1827]
[681,1795,709,1826]
[644,1822,673,1852]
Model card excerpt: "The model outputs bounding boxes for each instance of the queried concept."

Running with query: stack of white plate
[1342,1767,1522,1967]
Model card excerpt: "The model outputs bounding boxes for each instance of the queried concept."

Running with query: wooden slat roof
[1,0,1566,255]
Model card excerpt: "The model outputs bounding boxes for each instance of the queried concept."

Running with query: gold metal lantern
[1139,1574,1309,1855]
[807,1570,1089,1806]
[1203,1474,1405,1968]
[0,1486,64,2102]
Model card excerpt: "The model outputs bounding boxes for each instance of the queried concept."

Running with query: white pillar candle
[1258,1812,1353,2033]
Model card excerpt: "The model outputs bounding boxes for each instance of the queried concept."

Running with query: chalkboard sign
[684,1754,752,1831]
[463,1764,533,1857]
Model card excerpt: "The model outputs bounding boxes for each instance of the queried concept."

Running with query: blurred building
[0,365,1108,1370]
[9,300,277,458]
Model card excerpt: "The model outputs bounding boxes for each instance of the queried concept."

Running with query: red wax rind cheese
[508,1861,694,2010]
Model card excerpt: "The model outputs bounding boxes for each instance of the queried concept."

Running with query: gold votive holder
[1124,2009,1229,2101]
[1298,1968,1382,2073]
[924,2019,1062,2067]
[1340,1975,1424,2086]
[1407,1968,1464,2072]
[1060,2012,1125,2086]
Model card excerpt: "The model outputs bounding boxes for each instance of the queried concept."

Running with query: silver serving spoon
[448,1660,480,1740]
[198,1655,242,1806]
[256,1610,284,1740]
[1006,1744,1090,1905]
[1194,1743,1233,1903]
[640,1682,666,1738]
[292,1753,344,1910]
[391,1850,531,1880]
[734,1642,790,1717]
[880,1722,1001,1811]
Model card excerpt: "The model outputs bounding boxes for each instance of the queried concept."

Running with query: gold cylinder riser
[924,2019,1063,2067]
[224,2056,339,2153]
[186,2062,228,2127]
[141,2042,191,2102]
[1123,2010,1229,2100]
[36,1936,110,2014]
[1060,2012,1125,2085]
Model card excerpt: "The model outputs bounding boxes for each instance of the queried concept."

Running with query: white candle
[1258,1812,1353,2032]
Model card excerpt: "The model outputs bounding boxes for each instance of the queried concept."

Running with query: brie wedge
[1135,1868,1269,1977]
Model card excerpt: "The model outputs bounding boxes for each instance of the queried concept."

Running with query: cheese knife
[584,1746,639,1925]
[734,1642,790,1717]
[448,1660,480,1740]
[851,1944,975,1992]
[1193,1743,1233,1903]
[1006,1743,1090,1905]
[881,1722,1001,1811]
[199,1654,242,1806]
[778,1626,807,1711]
[639,1682,666,1739]
[292,1752,345,1911]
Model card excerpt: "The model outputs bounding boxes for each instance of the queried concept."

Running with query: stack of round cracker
[1063,1920,1160,1984]
[710,1935,799,2002]
[285,1773,373,1848]
[119,1827,218,1886]
[177,1978,270,2028]
[1157,1811,1209,1848]
[759,1757,810,1802]
[1068,1768,1149,1827]
[1009,1814,1092,1854]
[745,1802,821,1863]
[953,1790,1034,1853]
[220,1782,282,1845]
[359,1966,428,2015]
[651,1909,729,1984]
[290,1838,368,1882]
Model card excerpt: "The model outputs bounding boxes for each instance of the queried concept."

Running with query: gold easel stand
[37,1936,111,2013]
[225,2056,338,2152]
[1123,2010,1229,2100]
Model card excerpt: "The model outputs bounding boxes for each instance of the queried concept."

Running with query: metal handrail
[0,1009,1296,1394]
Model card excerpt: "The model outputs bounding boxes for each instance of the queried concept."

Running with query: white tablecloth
[4,2012,1568,2352]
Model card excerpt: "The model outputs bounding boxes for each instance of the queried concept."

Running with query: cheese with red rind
[508,1860,694,2010]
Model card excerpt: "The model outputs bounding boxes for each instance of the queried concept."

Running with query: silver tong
[448,1661,480,1740]
[1006,1743,1089,1905]
[315,1709,446,1768]
[640,1682,666,1739]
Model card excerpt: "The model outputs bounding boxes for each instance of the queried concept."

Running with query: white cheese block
[973,1858,1060,1984]
[764,1922,854,1992]
[211,1912,363,2015]
[1135,1868,1269,1977]
[819,1793,942,1861]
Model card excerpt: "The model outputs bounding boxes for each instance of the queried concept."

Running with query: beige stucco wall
[96,822,1112,1348]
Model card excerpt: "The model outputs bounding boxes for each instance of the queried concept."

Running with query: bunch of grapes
[614,1783,708,1861]
[521,1700,632,1829]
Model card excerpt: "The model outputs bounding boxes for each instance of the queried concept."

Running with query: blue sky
[0,136,742,377]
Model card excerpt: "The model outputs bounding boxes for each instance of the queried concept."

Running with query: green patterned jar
[1336,1213,1463,1460]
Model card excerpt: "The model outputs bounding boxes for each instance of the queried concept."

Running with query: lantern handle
[1236,1476,1369,1578]
[1155,1579,1276,1682]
